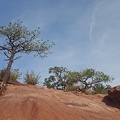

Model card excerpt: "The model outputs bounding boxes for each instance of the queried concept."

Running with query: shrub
[24,71,40,85]
[93,84,111,94]
[65,85,79,92]
[0,69,21,82]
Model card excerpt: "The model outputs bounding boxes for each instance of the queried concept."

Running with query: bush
[65,85,79,92]
[24,71,40,85]
[93,84,111,94]
[0,69,21,82]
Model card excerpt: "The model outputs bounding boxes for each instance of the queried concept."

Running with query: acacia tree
[0,21,54,95]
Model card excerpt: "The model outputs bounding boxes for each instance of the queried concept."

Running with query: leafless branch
[3,52,10,58]
[14,56,21,60]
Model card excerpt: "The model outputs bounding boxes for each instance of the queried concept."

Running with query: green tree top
[44,66,69,90]
[67,68,114,91]
[0,21,54,59]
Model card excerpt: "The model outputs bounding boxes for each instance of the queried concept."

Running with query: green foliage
[0,21,54,60]
[9,69,21,82]
[66,71,80,85]
[0,20,54,89]
[24,71,40,85]
[43,76,56,89]
[0,69,6,79]
[43,66,69,90]
[44,67,114,93]
[66,68,114,92]
[93,84,111,94]
[65,85,79,92]
[0,69,21,82]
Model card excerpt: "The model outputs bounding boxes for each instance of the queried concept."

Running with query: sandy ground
[0,84,119,120]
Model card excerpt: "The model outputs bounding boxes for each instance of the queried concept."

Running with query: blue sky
[0,0,120,86]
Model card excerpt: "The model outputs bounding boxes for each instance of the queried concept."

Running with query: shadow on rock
[102,95,120,109]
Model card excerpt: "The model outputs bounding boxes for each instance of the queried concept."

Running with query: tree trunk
[0,54,14,95]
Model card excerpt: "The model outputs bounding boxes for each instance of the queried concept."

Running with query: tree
[66,71,80,86]
[24,71,40,85]
[43,66,69,90]
[67,68,114,92]
[43,76,56,89]
[0,21,54,95]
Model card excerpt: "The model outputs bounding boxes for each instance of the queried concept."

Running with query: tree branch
[13,56,21,60]
[3,52,10,58]
[0,46,9,51]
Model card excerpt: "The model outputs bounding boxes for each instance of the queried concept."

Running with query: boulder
[108,85,120,109]
[108,85,120,100]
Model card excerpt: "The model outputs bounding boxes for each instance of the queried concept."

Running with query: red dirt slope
[0,84,120,120]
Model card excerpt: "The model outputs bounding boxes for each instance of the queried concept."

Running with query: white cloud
[89,1,104,41]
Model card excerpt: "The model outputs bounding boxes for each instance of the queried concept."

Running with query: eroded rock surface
[0,84,119,120]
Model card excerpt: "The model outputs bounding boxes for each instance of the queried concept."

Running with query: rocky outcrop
[108,85,120,99]
[0,84,120,120]
[108,85,120,108]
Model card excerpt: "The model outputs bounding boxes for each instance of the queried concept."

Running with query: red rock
[0,84,119,120]
[108,85,120,99]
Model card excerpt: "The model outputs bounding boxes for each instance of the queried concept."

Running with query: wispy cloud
[89,1,104,41]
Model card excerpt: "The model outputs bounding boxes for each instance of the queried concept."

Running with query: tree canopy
[0,21,54,59]
[67,68,114,92]
[0,21,54,95]
[44,67,114,93]
[43,66,69,90]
